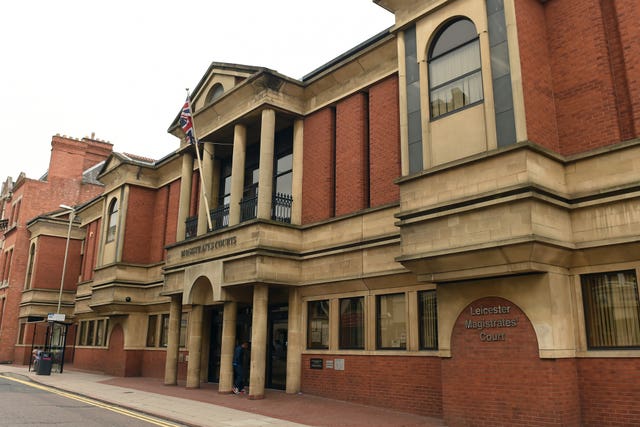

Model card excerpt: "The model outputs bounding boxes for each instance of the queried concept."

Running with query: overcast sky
[0,0,394,180]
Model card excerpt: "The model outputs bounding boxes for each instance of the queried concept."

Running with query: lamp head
[59,204,74,211]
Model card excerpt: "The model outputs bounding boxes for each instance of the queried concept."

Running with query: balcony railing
[210,204,229,230]
[0,219,7,231]
[240,195,258,222]
[184,193,293,240]
[272,193,293,223]
[185,216,197,239]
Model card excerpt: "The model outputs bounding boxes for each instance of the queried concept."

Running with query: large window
[582,270,640,349]
[106,198,118,243]
[377,293,407,349]
[179,312,189,348]
[428,18,483,118]
[146,314,158,347]
[307,300,329,349]
[419,290,438,350]
[78,318,108,346]
[339,297,364,349]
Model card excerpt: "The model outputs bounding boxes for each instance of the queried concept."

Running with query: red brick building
[8,1,640,425]
[0,135,112,364]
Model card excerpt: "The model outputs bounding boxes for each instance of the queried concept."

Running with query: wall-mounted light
[125,296,131,302]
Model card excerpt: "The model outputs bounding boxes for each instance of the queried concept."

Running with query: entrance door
[267,305,288,390]
[207,309,223,383]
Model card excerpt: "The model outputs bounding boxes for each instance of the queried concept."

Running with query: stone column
[249,284,268,399]
[286,287,301,393]
[219,301,237,393]
[164,295,182,385]
[257,109,275,220]
[228,124,246,226]
[290,119,304,225]
[186,304,204,388]
[197,142,215,235]
[177,154,193,240]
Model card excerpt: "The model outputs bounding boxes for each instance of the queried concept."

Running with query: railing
[272,193,293,223]
[0,219,7,231]
[210,204,229,230]
[185,216,197,239]
[240,195,258,222]
[184,193,292,239]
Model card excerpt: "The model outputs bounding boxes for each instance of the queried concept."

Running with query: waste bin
[35,352,52,375]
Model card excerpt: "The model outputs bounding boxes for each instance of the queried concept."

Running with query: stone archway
[442,296,580,426]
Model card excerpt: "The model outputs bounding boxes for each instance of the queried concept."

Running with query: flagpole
[185,89,214,232]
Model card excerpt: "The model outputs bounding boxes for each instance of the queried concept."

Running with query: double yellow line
[0,374,182,427]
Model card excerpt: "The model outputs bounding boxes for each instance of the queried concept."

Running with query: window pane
[86,320,95,346]
[582,271,640,349]
[179,312,188,348]
[339,297,364,349]
[277,154,292,174]
[146,315,157,347]
[160,314,170,347]
[419,291,438,350]
[377,293,406,349]
[430,71,483,118]
[307,300,329,349]
[429,40,481,87]
[95,320,105,346]
[79,321,87,346]
[276,173,292,195]
[431,19,478,57]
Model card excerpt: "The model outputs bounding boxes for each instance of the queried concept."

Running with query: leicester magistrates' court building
[4,1,640,426]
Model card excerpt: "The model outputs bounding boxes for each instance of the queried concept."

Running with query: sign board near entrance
[48,313,65,322]
[310,358,323,369]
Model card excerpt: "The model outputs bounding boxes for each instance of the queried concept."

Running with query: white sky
[0,0,394,180]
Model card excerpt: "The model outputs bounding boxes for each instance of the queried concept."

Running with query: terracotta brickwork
[578,358,640,427]
[80,219,101,282]
[336,92,369,216]
[31,235,82,291]
[442,297,580,426]
[302,108,335,224]
[516,0,639,155]
[369,76,400,207]
[301,354,442,417]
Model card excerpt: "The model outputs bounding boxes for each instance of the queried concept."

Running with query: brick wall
[32,235,82,291]
[302,108,335,224]
[301,354,442,417]
[578,358,640,426]
[514,0,560,151]
[141,350,167,378]
[544,0,622,155]
[80,219,101,282]
[442,297,580,426]
[122,186,157,264]
[614,0,640,136]
[336,93,369,216]
[369,76,401,207]
[164,179,180,247]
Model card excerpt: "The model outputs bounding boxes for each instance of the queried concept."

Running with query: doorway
[267,304,288,389]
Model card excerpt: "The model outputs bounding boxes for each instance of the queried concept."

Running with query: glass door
[267,305,288,389]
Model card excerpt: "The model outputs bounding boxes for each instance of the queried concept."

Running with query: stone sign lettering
[464,303,519,342]
[181,236,237,257]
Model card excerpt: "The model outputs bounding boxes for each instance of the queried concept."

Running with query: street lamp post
[57,204,75,314]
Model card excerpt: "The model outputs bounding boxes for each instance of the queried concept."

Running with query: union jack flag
[179,96,196,144]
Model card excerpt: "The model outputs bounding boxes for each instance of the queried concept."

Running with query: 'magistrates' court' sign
[464,302,519,342]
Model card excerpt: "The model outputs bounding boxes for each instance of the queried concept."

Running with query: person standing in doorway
[233,341,249,394]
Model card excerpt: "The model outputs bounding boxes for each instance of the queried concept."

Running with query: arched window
[106,198,118,243]
[205,83,224,105]
[428,18,483,118]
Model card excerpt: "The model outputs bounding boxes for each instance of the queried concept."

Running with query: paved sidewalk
[0,364,445,427]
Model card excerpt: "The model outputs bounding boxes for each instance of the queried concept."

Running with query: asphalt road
[0,374,186,427]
